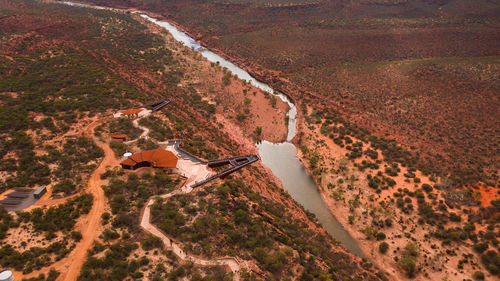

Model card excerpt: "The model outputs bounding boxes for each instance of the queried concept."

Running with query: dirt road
[25,193,79,212]
[23,119,103,212]
[14,119,117,281]
[58,138,117,280]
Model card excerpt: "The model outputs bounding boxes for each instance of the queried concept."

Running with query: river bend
[62,0,365,257]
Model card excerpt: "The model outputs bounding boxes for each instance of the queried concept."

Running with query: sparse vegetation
[3,0,498,280]
[398,242,420,277]
[0,195,92,273]
[151,179,382,279]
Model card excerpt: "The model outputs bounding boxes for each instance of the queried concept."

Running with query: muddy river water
[62,1,365,258]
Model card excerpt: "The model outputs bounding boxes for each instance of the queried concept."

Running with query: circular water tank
[0,270,14,281]
[123,152,133,159]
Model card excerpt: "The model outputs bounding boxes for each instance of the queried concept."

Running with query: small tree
[376,232,386,241]
[473,243,489,253]
[71,231,82,241]
[379,242,389,254]
[472,271,485,280]
[398,242,419,277]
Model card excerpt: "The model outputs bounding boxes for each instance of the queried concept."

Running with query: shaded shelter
[121,148,178,170]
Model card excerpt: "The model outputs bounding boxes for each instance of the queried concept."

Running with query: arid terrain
[49,0,500,280]
[81,0,500,186]
[0,0,393,280]
[296,106,500,280]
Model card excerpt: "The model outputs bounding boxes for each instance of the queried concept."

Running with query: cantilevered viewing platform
[190,155,259,188]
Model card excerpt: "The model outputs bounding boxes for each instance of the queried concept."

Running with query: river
[61,0,365,258]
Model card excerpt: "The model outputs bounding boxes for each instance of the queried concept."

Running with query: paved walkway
[139,154,243,281]
[128,112,245,280]
[133,117,150,140]
[141,194,241,280]
[122,116,150,145]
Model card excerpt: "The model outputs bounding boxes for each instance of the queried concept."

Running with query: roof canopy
[0,199,22,205]
[6,192,29,198]
[122,108,143,115]
[109,133,128,139]
[14,188,34,193]
[121,148,178,168]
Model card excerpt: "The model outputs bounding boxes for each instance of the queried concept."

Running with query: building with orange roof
[120,148,178,170]
[122,108,143,115]
[109,133,127,141]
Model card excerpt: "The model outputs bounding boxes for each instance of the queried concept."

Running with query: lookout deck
[140,98,171,112]
[190,155,259,188]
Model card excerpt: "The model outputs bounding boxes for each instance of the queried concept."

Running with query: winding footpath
[139,144,246,281]
[122,115,150,146]
[125,112,246,280]
[140,190,243,281]
[13,116,245,280]
[132,117,150,140]
[125,114,246,280]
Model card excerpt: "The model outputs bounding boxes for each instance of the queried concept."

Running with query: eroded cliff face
[81,0,500,188]
[69,1,500,280]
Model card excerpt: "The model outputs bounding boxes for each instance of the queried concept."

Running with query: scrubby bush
[71,231,82,241]
[17,194,93,236]
[473,243,489,253]
[222,72,232,87]
[472,271,485,280]
[398,242,419,277]
[376,232,386,241]
[52,180,76,195]
[422,184,433,193]
[108,118,142,139]
[141,235,163,250]
[110,141,129,157]
[236,113,246,122]
[449,212,461,222]
[481,250,500,275]
[138,116,173,141]
[102,228,120,241]
[79,242,139,280]
[379,242,389,254]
